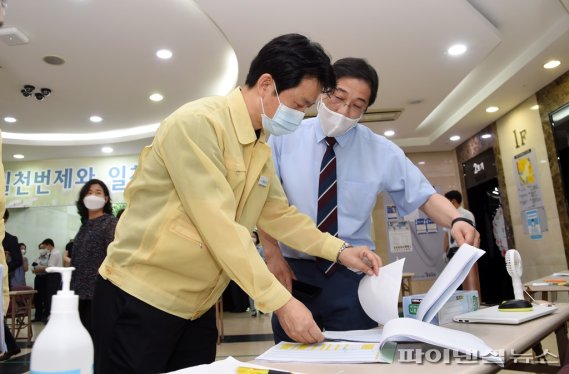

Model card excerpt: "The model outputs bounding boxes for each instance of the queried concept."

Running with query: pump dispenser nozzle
[46,266,75,294]
[31,267,94,372]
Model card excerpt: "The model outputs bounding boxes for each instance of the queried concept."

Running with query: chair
[6,286,37,343]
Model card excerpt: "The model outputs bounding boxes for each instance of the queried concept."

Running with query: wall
[536,70,569,266]
[496,95,566,281]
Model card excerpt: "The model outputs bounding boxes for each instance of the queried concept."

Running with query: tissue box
[402,290,479,325]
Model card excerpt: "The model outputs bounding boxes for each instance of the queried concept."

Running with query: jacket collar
[227,87,266,145]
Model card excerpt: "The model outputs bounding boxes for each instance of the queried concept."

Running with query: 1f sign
[513,129,527,148]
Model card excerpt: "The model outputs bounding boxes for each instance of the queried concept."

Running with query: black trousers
[3,322,19,352]
[33,275,47,320]
[78,299,93,338]
[92,276,217,374]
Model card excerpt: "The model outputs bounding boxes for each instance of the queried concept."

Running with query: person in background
[92,34,380,373]
[0,209,22,361]
[261,57,481,343]
[444,190,479,290]
[33,239,62,323]
[63,239,73,267]
[70,179,117,336]
[13,243,29,286]
[1,2,10,358]
[2,210,22,289]
[31,244,49,322]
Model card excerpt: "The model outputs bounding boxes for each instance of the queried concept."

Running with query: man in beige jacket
[93,33,381,373]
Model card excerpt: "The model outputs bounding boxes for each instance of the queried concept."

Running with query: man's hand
[275,297,324,343]
[338,246,382,276]
[450,221,480,248]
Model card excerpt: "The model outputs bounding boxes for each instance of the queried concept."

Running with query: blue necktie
[316,137,338,275]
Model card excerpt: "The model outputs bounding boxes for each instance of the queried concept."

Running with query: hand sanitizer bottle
[31,267,93,373]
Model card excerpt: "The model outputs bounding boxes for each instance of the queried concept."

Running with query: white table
[252,303,569,373]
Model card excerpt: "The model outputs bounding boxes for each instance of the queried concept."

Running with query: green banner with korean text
[4,155,139,208]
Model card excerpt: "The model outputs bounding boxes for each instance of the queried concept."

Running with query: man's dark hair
[3,209,8,221]
[444,190,463,204]
[76,179,113,224]
[333,57,379,107]
[245,33,335,94]
[41,238,55,247]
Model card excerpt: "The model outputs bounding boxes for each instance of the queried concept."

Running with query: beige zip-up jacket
[99,88,343,319]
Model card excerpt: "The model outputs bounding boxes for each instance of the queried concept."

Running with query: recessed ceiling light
[13,154,25,159]
[485,106,499,113]
[481,133,492,139]
[4,116,17,123]
[418,161,426,165]
[90,115,103,123]
[544,60,561,69]
[101,146,114,154]
[447,44,467,56]
[384,130,395,137]
[530,105,539,111]
[449,135,461,141]
[156,49,173,59]
[149,93,164,102]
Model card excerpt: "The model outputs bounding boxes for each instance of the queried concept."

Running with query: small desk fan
[505,249,524,300]
[502,249,532,310]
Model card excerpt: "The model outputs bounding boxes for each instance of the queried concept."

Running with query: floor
[0,311,565,373]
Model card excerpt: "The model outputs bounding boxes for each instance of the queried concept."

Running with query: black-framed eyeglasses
[326,92,367,118]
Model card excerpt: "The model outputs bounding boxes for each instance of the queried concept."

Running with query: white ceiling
[1,0,569,162]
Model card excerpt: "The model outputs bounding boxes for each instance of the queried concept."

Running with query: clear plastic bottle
[31,267,94,373]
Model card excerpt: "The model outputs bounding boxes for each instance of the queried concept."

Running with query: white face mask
[260,81,305,136]
[84,195,106,210]
[39,249,48,256]
[317,99,360,137]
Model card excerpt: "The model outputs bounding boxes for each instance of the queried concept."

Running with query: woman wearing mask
[70,179,117,336]
[10,243,29,287]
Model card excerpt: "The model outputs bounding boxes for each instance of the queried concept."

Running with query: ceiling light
[13,154,24,159]
[447,44,467,56]
[4,116,16,123]
[418,161,426,165]
[544,60,561,69]
[90,115,103,123]
[156,49,173,59]
[3,123,160,145]
[485,106,499,113]
[101,146,114,154]
[384,130,395,137]
[481,133,492,139]
[149,93,164,102]
[449,135,461,141]
[530,105,539,111]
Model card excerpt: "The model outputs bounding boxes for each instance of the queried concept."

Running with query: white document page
[416,243,484,323]
[256,341,386,363]
[381,318,503,364]
[324,328,383,342]
[358,258,405,324]
[166,356,291,374]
